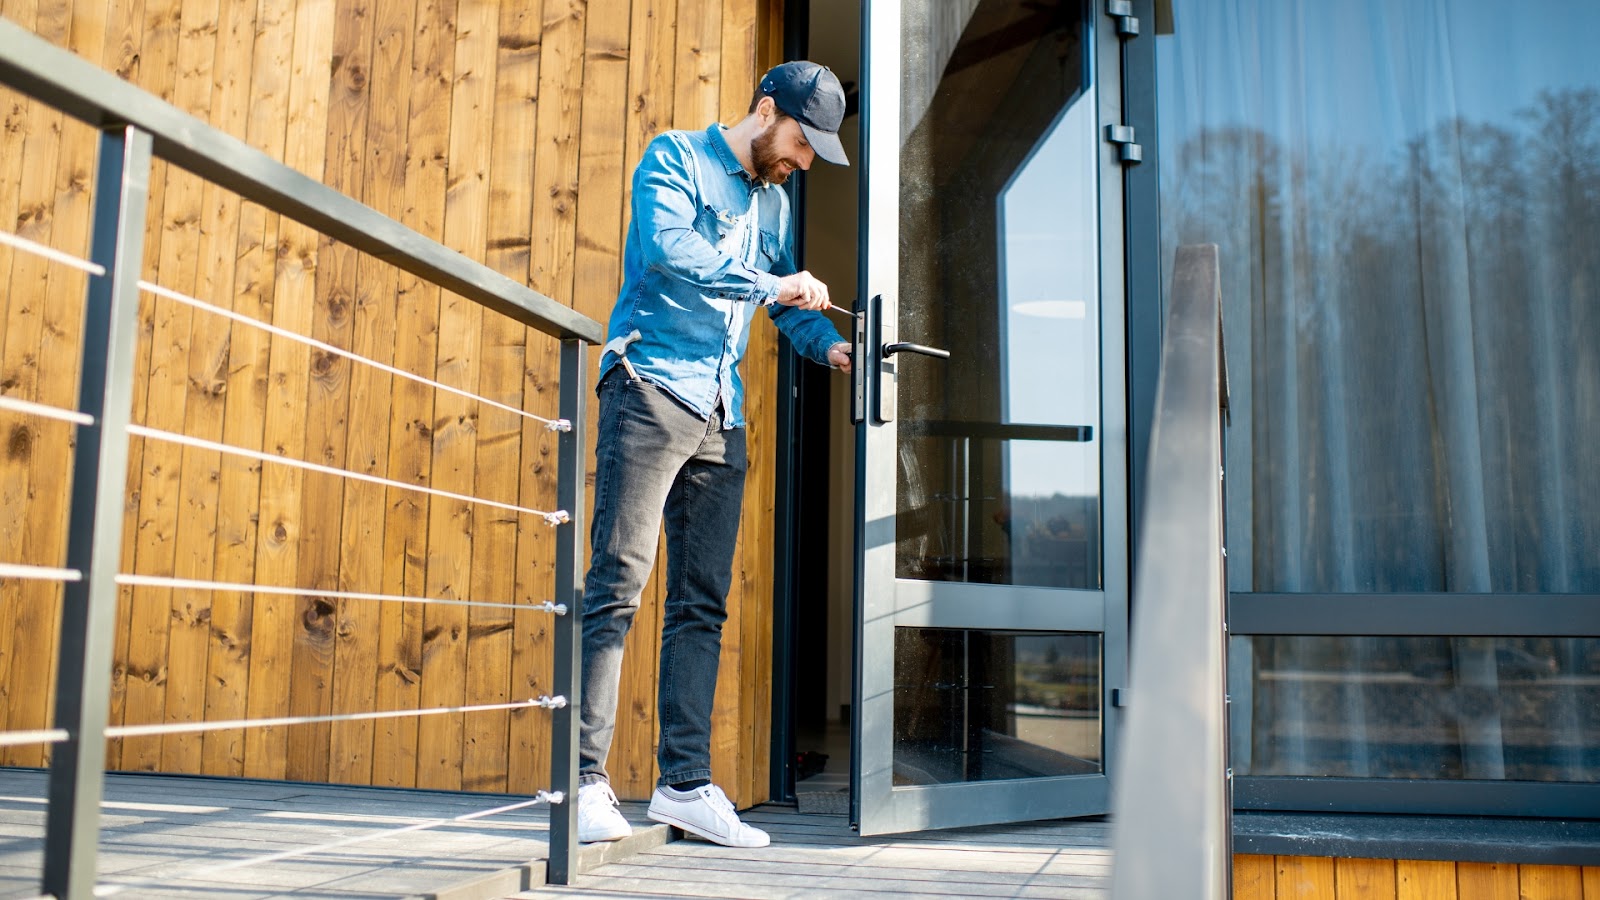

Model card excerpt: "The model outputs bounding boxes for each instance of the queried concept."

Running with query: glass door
[851,0,1130,835]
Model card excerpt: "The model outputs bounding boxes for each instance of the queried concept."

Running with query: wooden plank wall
[0,0,783,806]
[1234,855,1600,900]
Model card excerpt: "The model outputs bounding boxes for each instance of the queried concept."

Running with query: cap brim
[800,121,849,166]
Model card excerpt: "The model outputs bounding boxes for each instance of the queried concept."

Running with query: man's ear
[755,94,778,122]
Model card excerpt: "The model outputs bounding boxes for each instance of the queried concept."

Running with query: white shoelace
[585,782,620,808]
[702,785,738,819]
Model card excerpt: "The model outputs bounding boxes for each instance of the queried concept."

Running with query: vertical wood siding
[1234,856,1599,900]
[1,0,780,806]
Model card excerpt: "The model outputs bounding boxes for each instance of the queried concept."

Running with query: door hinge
[1105,124,1143,164]
[1111,688,1128,708]
[1107,0,1141,37]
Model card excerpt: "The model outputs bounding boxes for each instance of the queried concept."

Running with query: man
[574,61,852,849]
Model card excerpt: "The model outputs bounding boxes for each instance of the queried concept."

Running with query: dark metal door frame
[848,0,1136,836]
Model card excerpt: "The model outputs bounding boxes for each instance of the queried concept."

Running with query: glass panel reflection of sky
[893,1,1104,590]
[999,94,1100,500]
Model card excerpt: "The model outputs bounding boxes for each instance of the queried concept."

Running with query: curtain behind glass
[1158,0,1600,783]
[1158,0,1600,595]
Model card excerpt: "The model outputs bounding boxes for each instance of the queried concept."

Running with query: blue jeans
[578,368,747,788]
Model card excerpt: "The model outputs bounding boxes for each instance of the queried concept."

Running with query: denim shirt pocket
[702,203,742,255]
[758,228,782,271]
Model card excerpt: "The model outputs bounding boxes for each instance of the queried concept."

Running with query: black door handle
[882,342,950,360]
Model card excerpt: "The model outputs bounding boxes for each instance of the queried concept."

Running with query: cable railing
[0,16,602,898]
[1109,243,1232,899]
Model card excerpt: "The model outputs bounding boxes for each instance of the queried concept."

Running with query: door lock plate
[873,294,896,423]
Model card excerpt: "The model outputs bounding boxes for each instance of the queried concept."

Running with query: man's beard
[751,127,793,186]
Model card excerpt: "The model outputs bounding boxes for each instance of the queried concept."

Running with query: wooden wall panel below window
[1,0,783,808]
[1232,856,1599,900]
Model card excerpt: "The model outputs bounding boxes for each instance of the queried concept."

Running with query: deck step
[430,802,675,899]
[437,795,865,897]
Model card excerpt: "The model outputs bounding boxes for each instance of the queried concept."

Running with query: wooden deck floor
[0,768,669,899]
[514,805,1112,900]
[0,769,1112,899]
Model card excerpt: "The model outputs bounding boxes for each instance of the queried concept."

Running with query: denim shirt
[600,124,845,428]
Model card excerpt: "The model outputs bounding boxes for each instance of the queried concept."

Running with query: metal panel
[1092,0,1133,796]
[1108,244,1229,900]
[1234,810,1600,864]
[769,0,814,801]
[1236,777,1600,819]
[890,581,1107,632]
[863,775,1110,836]
[896,420,1092,442]
[546,339,588,886]
[1121,0,1163,532]
[852,0,903,834]
[43,125,152,900]
[1233,593,1600,637]
[770,337,800,801]
[0,18,602,345]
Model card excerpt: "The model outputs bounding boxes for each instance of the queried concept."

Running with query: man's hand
[827,342,852,374]
[775,270,832,310]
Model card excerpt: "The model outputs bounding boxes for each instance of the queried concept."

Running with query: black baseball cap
[759,61,849,166]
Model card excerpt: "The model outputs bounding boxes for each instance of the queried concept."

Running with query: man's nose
[798,147,815,170]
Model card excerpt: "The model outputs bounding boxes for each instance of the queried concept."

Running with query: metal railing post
[1110,243,1231,900]
[547,338,588,885]
[42,125,153,900]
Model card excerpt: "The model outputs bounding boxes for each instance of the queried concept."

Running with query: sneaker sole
[578,821,633,843]
[646,806,769,849]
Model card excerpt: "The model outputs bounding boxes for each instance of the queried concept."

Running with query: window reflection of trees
[1166,88,1599,783]
[1165,88,1600,595]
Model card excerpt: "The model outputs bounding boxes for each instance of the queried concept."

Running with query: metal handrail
[0,17,598,897]
[1109,243,1232,899]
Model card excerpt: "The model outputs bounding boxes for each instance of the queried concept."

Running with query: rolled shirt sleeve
[768,305,847,365]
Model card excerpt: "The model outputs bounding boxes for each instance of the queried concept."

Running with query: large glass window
[1157,0,1600,594]
[1156,0,1600,791]
[1231,636,1599,782]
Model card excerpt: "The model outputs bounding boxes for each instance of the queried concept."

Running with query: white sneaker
[647,783,770,848]
[576,781,632,843]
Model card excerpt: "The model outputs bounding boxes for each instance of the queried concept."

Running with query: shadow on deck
[0,769,1113,899]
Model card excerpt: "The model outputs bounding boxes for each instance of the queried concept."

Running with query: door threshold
[795,771,850,816]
